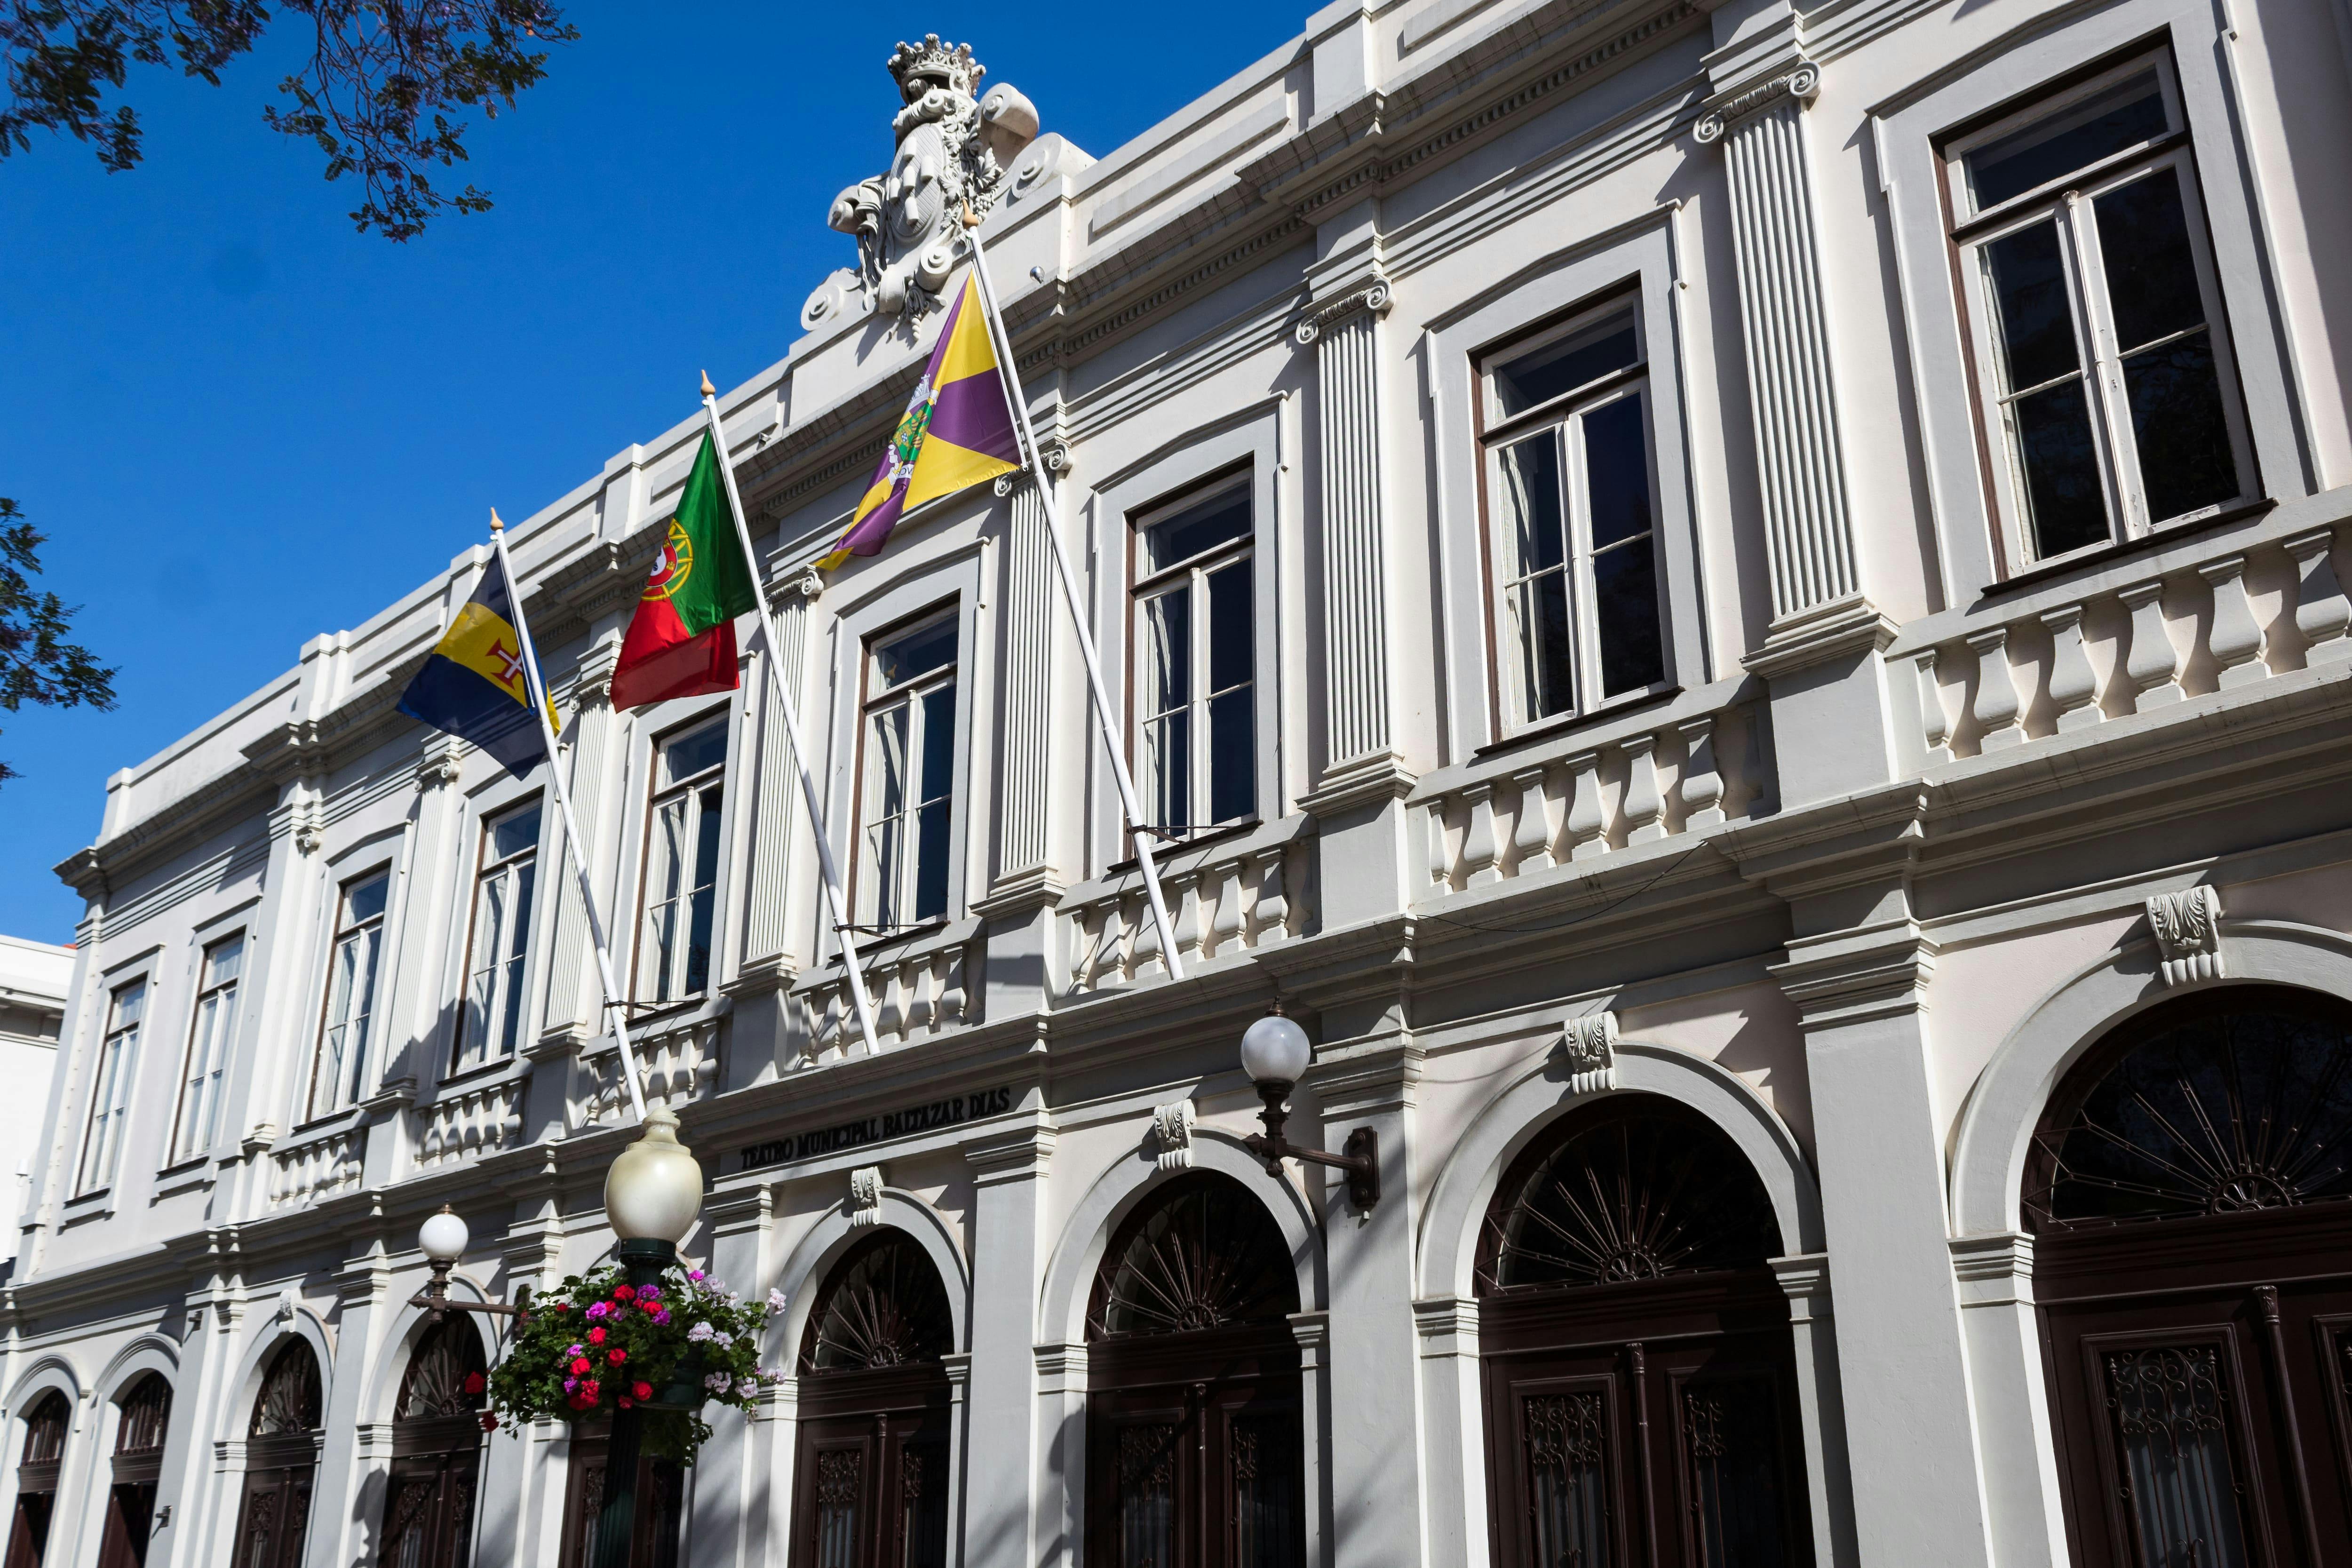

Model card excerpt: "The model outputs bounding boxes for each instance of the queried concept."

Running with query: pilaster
[692,1186,777,1567]
[307,1241,394,1568]
[540,635,626,1043]
[1412,1297,1485,1568]
[961,1118,1057,1568]
[1950,1233,2070,1568]
[729,569,822,1085]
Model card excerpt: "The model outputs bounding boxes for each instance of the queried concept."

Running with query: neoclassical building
[12,0,2352,1564]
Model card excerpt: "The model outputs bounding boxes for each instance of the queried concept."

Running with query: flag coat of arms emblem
[397,552,558,781]
[820,271,1023,568]
[611,429,762,710]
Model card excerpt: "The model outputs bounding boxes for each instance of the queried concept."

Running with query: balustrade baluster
[1621,735,1666,845]
[1967,627,2024,751]
[2041,603,2101,732]
[906,955,934,1036]
[1677,718,1724,830]
[2119,580,2183,709]
[1511,767,1555,875]
[1914,649,1953,765]
[1460,783,1503,886]
[1252,847,1291,945]
[2287,526,2352,664]
[2199,555,2267,688]
[1208,860,1246,956]
[1565,752,1608,860]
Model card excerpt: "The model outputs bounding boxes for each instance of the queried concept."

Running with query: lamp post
[1238,1003,1381,1210]
[410,1208,527,1321]
[589,1104,705,1568]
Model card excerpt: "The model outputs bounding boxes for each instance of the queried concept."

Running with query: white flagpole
[488,512,648,1122]
[958,221,1185,981]
[697,376,885,1058]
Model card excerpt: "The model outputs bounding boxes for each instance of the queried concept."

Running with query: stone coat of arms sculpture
[805,35,1040,329]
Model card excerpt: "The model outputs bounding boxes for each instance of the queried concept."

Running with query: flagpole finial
[699,370,716,399]
[960,202,979,230]
[489,508,505,535]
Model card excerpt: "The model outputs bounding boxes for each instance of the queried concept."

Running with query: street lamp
[410,1208,526,1320]
[1238,1003,1381,1210]
[590,1104,705,1568]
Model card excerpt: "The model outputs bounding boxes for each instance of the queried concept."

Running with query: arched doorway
[788,1228,956,1568]
[1085,1170,1305,1568]
[2,1392,68,1568]
[1477,1093,1810,1568]
[2026,987,2352,1566]
[233,1340,322,1568]
[94,1373,170,1568]
[378,1318,487,1568]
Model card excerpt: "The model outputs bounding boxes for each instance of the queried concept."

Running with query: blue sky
[0,2,1303,941]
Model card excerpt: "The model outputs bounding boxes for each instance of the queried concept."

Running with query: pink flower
[585,1301,610,1321]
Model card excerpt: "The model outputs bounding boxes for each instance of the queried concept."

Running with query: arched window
[1084,1172,1304,1568]
[2026,988,2352,1567]
[788,1231,956,1568]
[378,1319,486,1568]
[3,1392,69,1568]
[233,1341,323,1568]
[95,1373,171,1568]
[1476,1095,1807,1568]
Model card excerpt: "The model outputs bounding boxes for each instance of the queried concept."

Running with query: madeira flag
[611,429,760,711]
[397,553,558,781]
[820,271,1022,569]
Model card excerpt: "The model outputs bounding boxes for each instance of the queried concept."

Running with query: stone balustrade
[267,1123,366,1211]
[578,1021,720,1125]
[799,920,982,1061]
[413,1075,524,1170]
[1416,701,1771,896]
[1900,523,2350,763]
[1059,821,1310,999]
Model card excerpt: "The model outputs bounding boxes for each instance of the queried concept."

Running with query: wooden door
[556,1424,687,1568]
[230,1459,316,1568]
[1085,1336,1305,1568]
[791,1386,952,1568]
[379,1442,479,1568]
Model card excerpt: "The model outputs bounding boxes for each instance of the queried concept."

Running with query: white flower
[735,1377,756,1399]
[704,1371,732,1393]
[713,1329,733,1348]
[766,1288,789,1313]
[687,1321,715,1343]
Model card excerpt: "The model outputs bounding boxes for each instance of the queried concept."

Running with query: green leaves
[1,0,575,240]
[0,498,114,786]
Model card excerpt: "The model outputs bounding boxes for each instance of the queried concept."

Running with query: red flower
[553,1302,569,1312]
[461,1371,486,1395]
[613,1284,637,1302]
[479,1413,499,1432]
[618,1396,635,1410]
[641,1299,660,1314]
[588,1326,606,1345]
[582,1381,601,1400]
[606,1347,627,1365]
[570,1358,591,1376]
[632,1381,652,1401]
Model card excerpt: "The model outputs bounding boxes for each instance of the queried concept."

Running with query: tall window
[77,979,144,1194]
[456,800,542,1070]
[1480,299,1666,731]
[638,718,727,1005]
[859,613,958,931]
[1947,54,2252,566]
[171,934,243,1162]
[310,871,389,1121]
[1133,476,1255,834]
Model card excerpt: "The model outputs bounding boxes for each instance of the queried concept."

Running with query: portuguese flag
[611,430,760,711]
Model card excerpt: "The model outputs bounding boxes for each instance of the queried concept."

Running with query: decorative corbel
[1150,1100,1198,1172]
[848,1165,885,1227]
[1560,1011,1618,1096]
[2147,886,2225,987]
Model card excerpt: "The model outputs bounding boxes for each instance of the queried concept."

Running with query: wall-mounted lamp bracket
[1241,1081,1381,1210]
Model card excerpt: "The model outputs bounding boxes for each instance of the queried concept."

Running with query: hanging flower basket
[485,1263,786,1464]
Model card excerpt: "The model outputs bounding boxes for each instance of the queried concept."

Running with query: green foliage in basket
[485,1262,785,1463]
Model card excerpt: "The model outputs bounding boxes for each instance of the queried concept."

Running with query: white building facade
[0,937,70,1281]
[13,0,2352,1564]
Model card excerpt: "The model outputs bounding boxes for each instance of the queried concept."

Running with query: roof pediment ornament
[809,35,1041,329]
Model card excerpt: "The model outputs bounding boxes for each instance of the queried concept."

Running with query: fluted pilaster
[742,569,823,971]
[540,638,621,1038]
[993,468,1060,895]
[1303,277,1396,774]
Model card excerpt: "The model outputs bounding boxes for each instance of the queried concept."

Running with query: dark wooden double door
[1481,1274,1809,1568]
[555,1426,685,1568]
[1087,1327,1304,1568]
[230,1446,316,1568]
[2041,1204,2352,1567]
[791,1366,952,1568]
[379,1418,480,1568]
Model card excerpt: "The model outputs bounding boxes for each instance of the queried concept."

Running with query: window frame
[853,604,962,934]
[307,868,391,1123]
[76,977,147,1195]
[633,712,731,1010]
[168,931,244,1164]
[1472,293,1671,737]
[1127,467,1260,841]
[1940,49,2257,570]
[452,795,545,1074]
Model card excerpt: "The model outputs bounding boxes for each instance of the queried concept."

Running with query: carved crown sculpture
[1560,1011,1619,1097]
[2146,886,2225,987]
[807,34,1042,328]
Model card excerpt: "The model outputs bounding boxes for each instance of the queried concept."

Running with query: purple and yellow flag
[820,271,1023,568]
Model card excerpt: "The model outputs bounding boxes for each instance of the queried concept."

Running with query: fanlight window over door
[790,1231,956,1568]
[5,1392,69,1568]
[379,1320,487,1568]
[1085,1173,1305,1568]
[2025,990,2352,1567]
[235,1341,324,1568]
[1476,1096,1807,1568]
